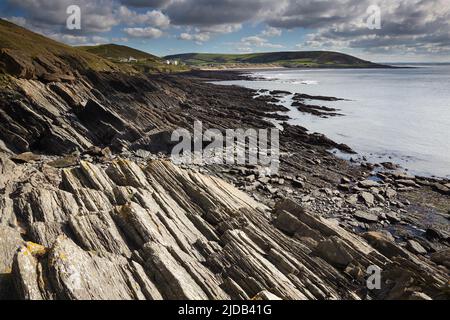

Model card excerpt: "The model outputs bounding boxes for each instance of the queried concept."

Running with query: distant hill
[164,51,388,69]
[79,44,188,73]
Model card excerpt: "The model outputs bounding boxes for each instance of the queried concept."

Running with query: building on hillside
[166,59,179,66]
[119,56,138,63]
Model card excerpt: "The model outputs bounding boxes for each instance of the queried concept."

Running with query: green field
[79,44,189,73]
[164,51,386,68]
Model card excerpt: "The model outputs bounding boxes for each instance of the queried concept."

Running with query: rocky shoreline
[0,67,449,300]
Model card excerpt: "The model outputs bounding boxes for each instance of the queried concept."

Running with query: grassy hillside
[0,19,186,79]
[0,19,117,73]
[79,44,160,62]
[80,44,189,73]
[165,51,387,69]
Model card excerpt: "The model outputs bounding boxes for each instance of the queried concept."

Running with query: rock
[432,183,450,195]
[252,290,282,300]
[346,194,359,205]
[425,227,448,241]
[381,162,398,170]
[406,240,427,255]
[292,178,304,188]
[338,184,351,192]
[363,231,408,259]
[314,236,354,268]
[396,179,418,187]
[341,177,351,184]
[385,211,401,223]
[0,226,25,299]
[47,156,79,168]
[430,249,450,268]
[392,172,415,180]
[358,180,380,188]
[360,192,375,206]
[409,292,432,300]
[385,188,397,200]
[10,152,41,163]
[353,210,378,223]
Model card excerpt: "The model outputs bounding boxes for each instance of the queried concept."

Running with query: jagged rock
[252,290,282,300]
[47,156,79,168]
[353,211,378,223]
[0,226,24,299]
[409,292,432,300]
[430,249,450,269]
[406,240,427,255]
[363,231,408,259]
[385,211,401,223]
[432,183,450,195]
[360,192,375,206]
[10,152,41,164]
[314,237,354,268]
[0,159,447,300]
[385,188,397,200]
[358,180,380,188]
[396,179,418,187]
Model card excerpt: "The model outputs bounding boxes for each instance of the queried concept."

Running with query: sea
[215,64,450,179]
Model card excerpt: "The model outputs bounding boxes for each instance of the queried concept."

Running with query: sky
[1,0,450,62]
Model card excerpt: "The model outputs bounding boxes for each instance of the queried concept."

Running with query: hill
[0,18,120,80]
[79,44,189,73]
[164,51,387,69]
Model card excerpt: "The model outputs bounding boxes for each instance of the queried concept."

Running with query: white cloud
[261,27,282,37]
[178,32,210,42]
[118,6,170,28]
[240,35,284,49]
[123,26,163,38]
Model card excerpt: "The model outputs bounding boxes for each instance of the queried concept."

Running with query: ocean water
[216,65,450,178]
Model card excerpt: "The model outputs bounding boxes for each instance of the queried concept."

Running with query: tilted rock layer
[0,156,448,300]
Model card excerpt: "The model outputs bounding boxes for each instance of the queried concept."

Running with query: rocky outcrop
[0,156,448,300]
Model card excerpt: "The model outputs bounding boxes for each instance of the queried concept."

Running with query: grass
[79,44,189,74]
[0,19,117,72]
[165,51,384,68]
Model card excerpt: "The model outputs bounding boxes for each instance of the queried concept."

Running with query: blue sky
[1,0,450,62]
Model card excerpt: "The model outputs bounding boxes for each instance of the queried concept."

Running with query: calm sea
[216,65,450,178]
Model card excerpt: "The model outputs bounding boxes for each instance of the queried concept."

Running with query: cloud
[2,16,27,27]
[240,35,284,49]
[3,0,450,57]
[166,0,277,26]
[178,32,210,42]
[48,33,109,46]
[119,0,172,8]
[7,0,119,33]
[117,6,170,28]
[298,0,450,55]
[176,23,241,43]
[261,27,282,37]
[123,26,163,38]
